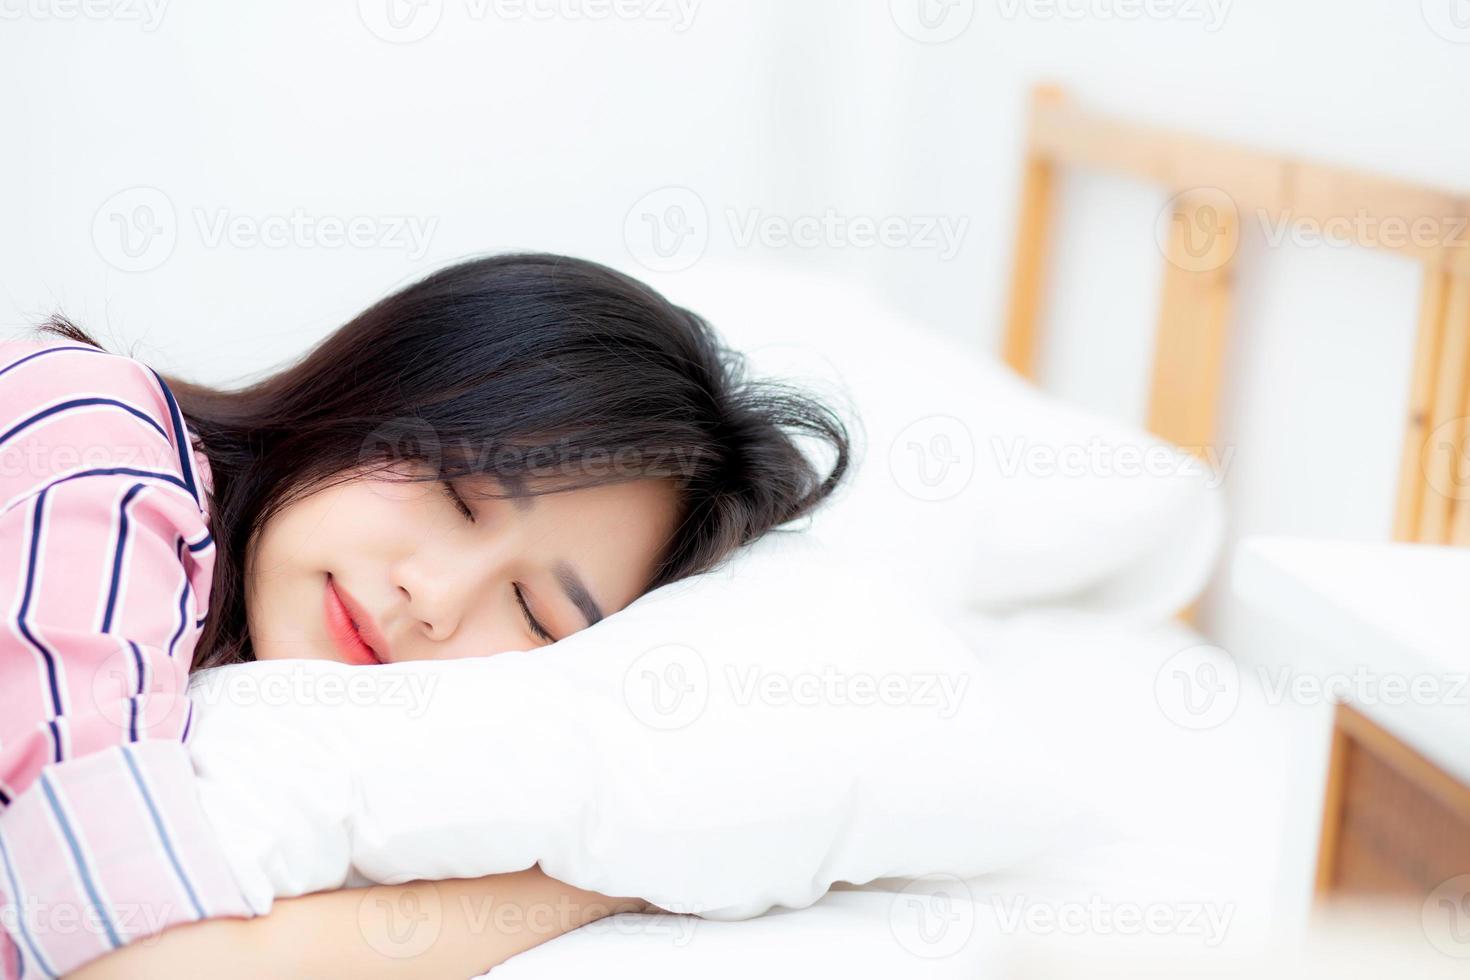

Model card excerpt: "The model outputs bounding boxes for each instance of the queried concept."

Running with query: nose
[390,544,495,642]
[390,559,454,641]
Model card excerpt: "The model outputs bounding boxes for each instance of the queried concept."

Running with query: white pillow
[637,262,1224,622]
[188,531,1089,919]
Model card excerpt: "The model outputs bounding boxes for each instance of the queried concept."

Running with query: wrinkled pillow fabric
[640,262,1224,621]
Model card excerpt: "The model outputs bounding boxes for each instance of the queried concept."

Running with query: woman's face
[245,471,681,664]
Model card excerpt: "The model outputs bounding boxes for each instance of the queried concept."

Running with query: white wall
[3,0,1466,643]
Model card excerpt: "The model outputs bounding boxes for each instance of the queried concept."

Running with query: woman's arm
[69,866,649,979]
[0,342,253,978]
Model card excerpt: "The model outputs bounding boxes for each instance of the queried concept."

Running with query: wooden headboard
[1001,84,1470,545]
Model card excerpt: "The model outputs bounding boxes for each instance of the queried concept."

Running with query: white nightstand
[1233,537,1470,901]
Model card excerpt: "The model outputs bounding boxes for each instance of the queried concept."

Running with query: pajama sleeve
[0,341,252,979]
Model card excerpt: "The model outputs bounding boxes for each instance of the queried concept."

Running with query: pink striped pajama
[0,340,250,978]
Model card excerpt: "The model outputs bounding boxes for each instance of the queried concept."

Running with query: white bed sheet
[484,612,1298,978]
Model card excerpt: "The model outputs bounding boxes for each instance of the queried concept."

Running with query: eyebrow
[553,560,605,628]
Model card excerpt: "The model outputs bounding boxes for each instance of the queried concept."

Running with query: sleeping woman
[0,254,848,978]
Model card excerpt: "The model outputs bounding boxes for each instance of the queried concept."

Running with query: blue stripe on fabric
[127,641,146,742]
[0,398,167,450]
[16,490,62,726]
[38,775,122,949]
[3,468,189,521]
[0,344,99,384]
[120,747,206,920]
[0,827,56,978]
[146,370,198,508]
[100,484,147,634]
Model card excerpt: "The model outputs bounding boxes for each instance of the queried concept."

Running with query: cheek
[251,478,451,578]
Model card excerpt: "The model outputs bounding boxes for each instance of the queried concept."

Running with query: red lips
[323,575,389,665]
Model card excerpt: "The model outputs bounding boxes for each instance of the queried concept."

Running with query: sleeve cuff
[0,740,253,978]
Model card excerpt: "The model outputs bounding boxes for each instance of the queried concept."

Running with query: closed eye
[513,583,555,643]
[442,480,474,521]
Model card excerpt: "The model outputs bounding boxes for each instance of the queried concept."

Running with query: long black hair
[47,253,849,669]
